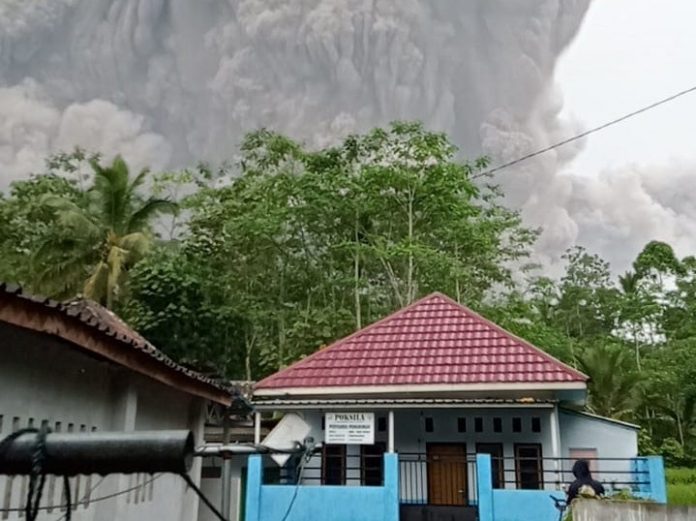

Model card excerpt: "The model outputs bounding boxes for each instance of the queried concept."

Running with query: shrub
[666,467,696,505]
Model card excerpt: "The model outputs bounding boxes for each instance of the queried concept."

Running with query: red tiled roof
[255,292,587,391]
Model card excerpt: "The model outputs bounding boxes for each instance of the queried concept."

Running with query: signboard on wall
[325,412,375,445]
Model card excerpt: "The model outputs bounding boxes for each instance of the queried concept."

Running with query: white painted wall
[259,406,639,500]
[266,407,556,498]
[559,410,639,494]
[0,322,207,521]
[199,457,245,521]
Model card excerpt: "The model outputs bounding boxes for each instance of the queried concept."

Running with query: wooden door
[427,444,467,505]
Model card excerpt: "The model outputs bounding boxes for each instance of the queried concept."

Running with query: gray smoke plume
[5,0,685,272]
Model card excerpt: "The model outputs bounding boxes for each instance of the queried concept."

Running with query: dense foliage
[2,123,696,464]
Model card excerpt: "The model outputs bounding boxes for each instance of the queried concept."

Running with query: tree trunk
[677,412,685,448]
[354,210,362,329]
[406,190,415,303]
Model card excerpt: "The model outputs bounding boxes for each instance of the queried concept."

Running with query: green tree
[616,270,660,369]
[165,122,534,375]
[35,155,175,307]
[576,343,640,420]
[0,174,84,286]
[642,340,696,454]
[554,246,619,341]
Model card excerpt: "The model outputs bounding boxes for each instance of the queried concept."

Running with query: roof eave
[0,288,232,406]
[254,381,587,399]
[253,398,558,411]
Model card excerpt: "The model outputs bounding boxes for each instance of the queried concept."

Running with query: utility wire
[479,83,696,177]
[181,473,229,521]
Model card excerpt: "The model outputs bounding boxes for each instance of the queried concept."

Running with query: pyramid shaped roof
[255,293,587,395]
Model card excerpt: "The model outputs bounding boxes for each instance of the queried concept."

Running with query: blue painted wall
[245,453,399,521]
[477,455,565,521]
[633,456,667,504]
[477,453,668,521]
[492,490,565,521]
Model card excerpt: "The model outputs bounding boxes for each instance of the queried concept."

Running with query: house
[0,283,234,521]
[246,293,666,521]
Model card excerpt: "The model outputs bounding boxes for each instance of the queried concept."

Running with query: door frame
[321,444,347,485]
[426,442,468,505]
[360,442,386,486]
[514,443,544,490]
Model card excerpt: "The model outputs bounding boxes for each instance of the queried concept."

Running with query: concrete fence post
[383,453,400,521]
[476,454,494,521]
[646,455,667,504]
[245,455,263,521]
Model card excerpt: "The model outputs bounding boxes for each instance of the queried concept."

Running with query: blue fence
[245,454,399,521]
[476,454,667,521]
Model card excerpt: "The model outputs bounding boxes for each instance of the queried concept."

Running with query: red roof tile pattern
[256,293,587,390]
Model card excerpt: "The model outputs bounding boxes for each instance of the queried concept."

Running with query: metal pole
[388,411,395,453]
[254,412,261,445]
[221,415,232,519]
[550,406,561,487]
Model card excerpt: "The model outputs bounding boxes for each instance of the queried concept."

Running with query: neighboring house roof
[0,282,233,406]
[255,292,587,396]
[560,408,640,431]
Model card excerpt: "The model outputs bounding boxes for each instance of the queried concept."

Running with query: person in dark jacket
[566,460,605,503]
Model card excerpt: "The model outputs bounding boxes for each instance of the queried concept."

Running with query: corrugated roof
[0,282,234,404]
[560,408,640,430]
[256,292,587,392]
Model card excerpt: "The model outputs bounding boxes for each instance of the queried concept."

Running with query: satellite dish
[262,412,312,467]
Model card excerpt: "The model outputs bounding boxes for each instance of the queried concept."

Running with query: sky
[557,0,696,177]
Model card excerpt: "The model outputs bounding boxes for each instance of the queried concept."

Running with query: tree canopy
[1,123,695,464]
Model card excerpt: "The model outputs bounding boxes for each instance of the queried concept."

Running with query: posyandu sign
[325,412,375,445]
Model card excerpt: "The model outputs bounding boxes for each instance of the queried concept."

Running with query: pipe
[0,430,193,476]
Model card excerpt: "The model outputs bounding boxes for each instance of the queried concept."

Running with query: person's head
[572,459,591,479]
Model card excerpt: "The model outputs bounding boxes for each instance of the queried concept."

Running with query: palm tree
[576,344,641,421]
[34,156,176,308]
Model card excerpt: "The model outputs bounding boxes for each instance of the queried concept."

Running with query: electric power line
[479,83,696,177]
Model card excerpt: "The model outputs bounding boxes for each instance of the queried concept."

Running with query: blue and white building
[244,293,666,521]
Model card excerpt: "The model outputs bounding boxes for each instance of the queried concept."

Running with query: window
[361,443,386,485]
[378,417,387,432]
[425,417,434,433]
[569,449,598,475]
[474,417,483,433]
[457,417,467,433]
[493,417,502,433]
[322,445,346,485]
[515,444,543,490]
[512,417,522,433]
[477,443,504,488]
[531,417,541,433]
